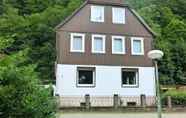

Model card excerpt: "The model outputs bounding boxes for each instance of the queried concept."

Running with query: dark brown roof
[55,0,156,36]
[87,0,126,5]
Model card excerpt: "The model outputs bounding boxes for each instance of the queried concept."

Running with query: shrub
[0,52,57,118]
[162,90,186,106]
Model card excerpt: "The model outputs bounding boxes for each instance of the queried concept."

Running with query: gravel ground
[59,113,186,118]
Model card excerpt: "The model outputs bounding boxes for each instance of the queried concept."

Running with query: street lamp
[148,50,164,118]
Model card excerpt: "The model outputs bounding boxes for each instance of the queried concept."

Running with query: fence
[58,94,157,109]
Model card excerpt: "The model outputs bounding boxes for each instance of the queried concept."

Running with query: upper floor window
[92,34,106,53]
[91,5,104,22]
[70,33,85,52]
[112,7,125,24]
[131,37,144,55]
[112,36,125,54]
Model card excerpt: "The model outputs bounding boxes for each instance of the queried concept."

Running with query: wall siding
[56,64,156,96]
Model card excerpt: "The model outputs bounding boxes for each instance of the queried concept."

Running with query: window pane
[114,38,123,52]
[91,6,104,22]
[113,8,125,24]
[94,37,103,52]
[122,71,137,85]
[73,36,82,50]
[133,40,142,53]
[78,70,93,85]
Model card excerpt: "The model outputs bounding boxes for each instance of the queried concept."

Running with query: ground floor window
[122,68,139,87]
[77,67,95,87]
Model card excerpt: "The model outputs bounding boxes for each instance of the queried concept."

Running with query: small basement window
[77,67,95,87]
[122,68,139,87]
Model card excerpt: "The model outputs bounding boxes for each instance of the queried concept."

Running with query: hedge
[162,90,186,106]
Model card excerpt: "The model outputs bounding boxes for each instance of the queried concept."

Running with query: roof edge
[129,9,157,37]
[55,1,88,30]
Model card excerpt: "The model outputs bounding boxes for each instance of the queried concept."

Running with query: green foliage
[0,0,83,81]
[157,18,186,85]
[126,0,186,85]
[125,0,155,9]
[0,51,56,118]
[0,36,14,51]
[162,90,186,105]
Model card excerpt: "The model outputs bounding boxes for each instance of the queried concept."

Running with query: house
[55,0,156,107]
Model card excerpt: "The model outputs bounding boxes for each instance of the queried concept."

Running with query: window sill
[122,85,139,88]
[76,84,96,88]
[112,22,125,25]
[91,51,106,54]
[112,52,126,55]
[90,20,104,23]
[131,53,144,56]
[70,50,85,53]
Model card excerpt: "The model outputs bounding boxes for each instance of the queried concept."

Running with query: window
[131,37,144,55]
[112,36,125,54]
[122,69,138,87]
[112,7,125,24]
[91,5,104,22]
[92,34,106,53]
[77,67,95,87]
[70,33,85,52]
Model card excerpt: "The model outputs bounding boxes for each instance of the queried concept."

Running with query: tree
[0,0,84,82]
[0,51,56,118]
[157,18,186,85]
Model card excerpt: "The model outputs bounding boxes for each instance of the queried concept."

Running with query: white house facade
[55,0,156,107]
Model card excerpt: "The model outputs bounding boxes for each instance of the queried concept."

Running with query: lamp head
[148,50,164,60]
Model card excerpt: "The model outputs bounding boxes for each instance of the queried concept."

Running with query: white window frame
[131,37,144,55]
[112,7,126,24]
[92,34,106,54]
[91,5,104,22]
[112,36,126,54]
[122,69,139,88]
[70,33,85,53]
[77,67,96,87]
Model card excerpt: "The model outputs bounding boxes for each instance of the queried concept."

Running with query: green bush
[0,52,57,118]
[162,90,186,106]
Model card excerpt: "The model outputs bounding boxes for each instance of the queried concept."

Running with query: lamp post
[148,50,164,118]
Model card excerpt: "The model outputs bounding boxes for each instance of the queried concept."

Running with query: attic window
[91,5,104,22]
[112,7,126,24]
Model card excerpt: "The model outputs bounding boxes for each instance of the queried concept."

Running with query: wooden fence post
[167,96,172,109]
[85,94,90,110]
[113,94,119,109]
[140,94,146,108]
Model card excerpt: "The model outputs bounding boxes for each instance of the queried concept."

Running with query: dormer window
[112,7,126,24]
[91,5,104,22]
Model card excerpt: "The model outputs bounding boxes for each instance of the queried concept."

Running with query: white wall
[56,64,155,96]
